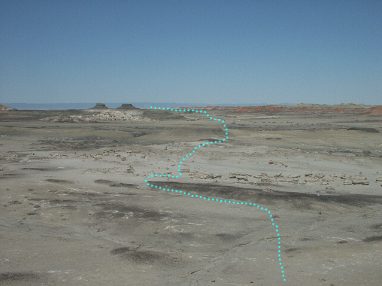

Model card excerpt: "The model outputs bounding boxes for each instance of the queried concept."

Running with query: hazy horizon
[4,101,378,111]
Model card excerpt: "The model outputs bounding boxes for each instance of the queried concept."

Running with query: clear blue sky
[1,0,381,105]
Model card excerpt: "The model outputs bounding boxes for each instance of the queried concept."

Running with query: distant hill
[91,103,109,109]
[117,103,137,110]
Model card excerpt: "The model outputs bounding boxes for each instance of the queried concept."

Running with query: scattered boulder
[91,103,108,109]
[117,104,137,110]
[229,173,249,182]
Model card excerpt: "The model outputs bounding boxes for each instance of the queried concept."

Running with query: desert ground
[0,104,381,286]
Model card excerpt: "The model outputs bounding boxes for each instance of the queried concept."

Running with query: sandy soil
[0,106,381,286]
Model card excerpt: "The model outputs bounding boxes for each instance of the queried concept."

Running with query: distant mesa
[91,103,109,109]
[117,103,137,110]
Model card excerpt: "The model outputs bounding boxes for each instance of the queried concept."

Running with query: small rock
[337,240,348,244]
[353,181,369,185]
[351,176,369,185]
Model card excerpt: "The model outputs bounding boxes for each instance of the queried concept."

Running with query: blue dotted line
[144,106,287,283]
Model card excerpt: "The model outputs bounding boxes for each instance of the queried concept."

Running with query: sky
[0,0,381,105]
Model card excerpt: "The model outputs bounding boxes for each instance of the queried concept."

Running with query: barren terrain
[0,105,381,286]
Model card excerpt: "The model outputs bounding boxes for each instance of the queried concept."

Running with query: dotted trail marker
[144,106,287,283]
